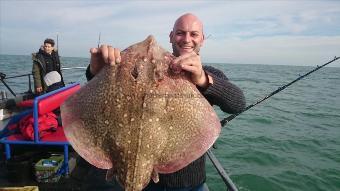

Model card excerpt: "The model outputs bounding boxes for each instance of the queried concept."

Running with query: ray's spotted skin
[61,36,221,191]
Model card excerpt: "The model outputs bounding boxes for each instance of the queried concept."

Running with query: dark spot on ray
[131,65,139,79]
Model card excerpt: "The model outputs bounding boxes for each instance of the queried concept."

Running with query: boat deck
[0,145,123,191]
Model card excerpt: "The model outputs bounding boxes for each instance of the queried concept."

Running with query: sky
[0,0,339,66]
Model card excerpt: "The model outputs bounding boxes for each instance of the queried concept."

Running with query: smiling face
[43,43,54,54]
[170,14,205,57]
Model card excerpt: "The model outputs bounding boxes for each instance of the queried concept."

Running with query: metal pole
[0,78,16,97]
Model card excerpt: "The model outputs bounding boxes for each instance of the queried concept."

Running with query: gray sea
[1,54,340,191]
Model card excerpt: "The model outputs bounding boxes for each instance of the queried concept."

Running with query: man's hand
[36,87,43,93]
[89,45,121,75]
[171,52,210,88]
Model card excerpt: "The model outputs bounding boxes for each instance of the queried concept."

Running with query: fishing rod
[97,32,101,48]
[207,149,238,191]
[209,56,339,190]
[220,56,340,127]
[55,33,87,72]
[57,32,59,51]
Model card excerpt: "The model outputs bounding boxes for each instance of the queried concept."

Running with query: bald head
[173,13,204,33]
[170,13,205,56]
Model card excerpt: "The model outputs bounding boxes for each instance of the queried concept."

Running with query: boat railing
[0,72,33,97]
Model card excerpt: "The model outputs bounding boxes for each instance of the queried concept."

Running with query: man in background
[32,38,64,94]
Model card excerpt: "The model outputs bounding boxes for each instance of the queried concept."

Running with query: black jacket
[32,49,64,92]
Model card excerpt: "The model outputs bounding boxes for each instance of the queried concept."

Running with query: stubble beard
[172,43,200,57]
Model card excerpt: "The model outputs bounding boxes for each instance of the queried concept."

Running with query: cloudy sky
[1,0,339,66]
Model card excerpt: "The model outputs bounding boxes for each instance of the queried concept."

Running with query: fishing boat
[0,70,238,191]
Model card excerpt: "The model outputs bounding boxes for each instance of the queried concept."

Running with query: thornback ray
[61,35,221,191]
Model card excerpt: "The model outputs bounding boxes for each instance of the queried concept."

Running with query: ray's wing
[61,65,122,169]
[140,75,221,174]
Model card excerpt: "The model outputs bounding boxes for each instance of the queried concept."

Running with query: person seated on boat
[85,13,246,191]
[32,38,65,95]
[44,71,64,93]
